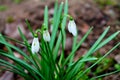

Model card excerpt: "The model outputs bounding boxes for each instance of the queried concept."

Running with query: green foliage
[0,5,8,11]
[95,58,114,74]
[95,0,118,7]
[13,0,23,4]
[115,64,120,70]
[0,0,120,80]
[89,54,115,77]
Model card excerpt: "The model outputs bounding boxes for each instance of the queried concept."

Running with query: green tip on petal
[34,33,38,38]
[69,16,73,20]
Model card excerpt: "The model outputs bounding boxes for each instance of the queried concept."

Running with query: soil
[0,0,120,80]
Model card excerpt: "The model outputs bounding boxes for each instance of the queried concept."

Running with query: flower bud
[68,20,77,36]
[43,30,51,42]
[31,37,40,54]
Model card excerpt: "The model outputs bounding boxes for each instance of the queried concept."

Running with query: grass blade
[50,2,63,49]
[0,40,33,64]
[90,70,120,80]
[0,34,13,55]
[83,26,110,58]
[93,31,120,52]
[25,19,34,36]
[0,59,31,79]
[0,52,45,80]
[63,27,93,66]
[53,0,68,61]
[78,42,120,79]
[44,6,48,28]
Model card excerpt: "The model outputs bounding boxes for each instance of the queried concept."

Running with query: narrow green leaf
[90,70,120,80]
[0,40,33,64]
[78,42,120,79]
[50,2,64,49]
[83,26,110,58]
[18,27,39,69]
[25,19,34,36]
[53,33,62,60]
[53,0,58,27]
[0,52,45,80]
[65,27,118,80]
[69,57,97,66]
[93,31,120,52]
[53,0,68,61]
[63,27,93,66]
[44,6,48,28]
[0,34,13,55]
[58,28,65,66]
[0,59,31,79]
[3,35,25,45]
[61,0,68,30]
[0,65,31,80]
[70,33,78,64]
[18,27,29,46]
[65,26,110,79]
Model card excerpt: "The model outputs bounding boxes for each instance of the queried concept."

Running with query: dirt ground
[0,0,120,80]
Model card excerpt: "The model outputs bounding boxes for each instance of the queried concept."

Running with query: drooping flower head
[68,19,77,36]
[43,30,51,42]
[31,34,40,54]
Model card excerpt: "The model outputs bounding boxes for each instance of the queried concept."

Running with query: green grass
[0,5,8,11]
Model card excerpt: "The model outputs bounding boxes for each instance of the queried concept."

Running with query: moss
[6,16,15,23]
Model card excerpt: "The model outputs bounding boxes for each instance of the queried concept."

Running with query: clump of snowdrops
[0,0,120,80]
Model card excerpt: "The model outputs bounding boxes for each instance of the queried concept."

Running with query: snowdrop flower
[31,37,40,54]
[43,30,51,42]
[68,20,77,36]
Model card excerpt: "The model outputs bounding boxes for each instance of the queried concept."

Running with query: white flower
[43,30,51,42]
[68,20,77,36]
[31,37,40,54]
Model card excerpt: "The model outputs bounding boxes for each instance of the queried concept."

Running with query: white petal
[68,21,72,33]
[71,22,77,36]
[68,20,77,36]
[43,30,51,42]
[31,37,40,54]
